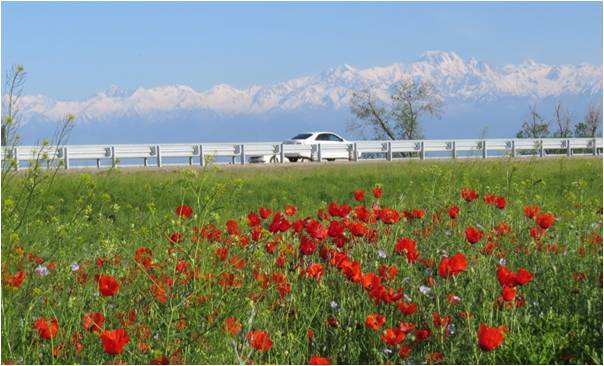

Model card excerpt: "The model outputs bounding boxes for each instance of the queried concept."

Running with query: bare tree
[552,101,573,138]
[349,89,396,140]
[516,103,550,138]
[574,104,602,137]
[349,78,443,140]
[391,79,443,140]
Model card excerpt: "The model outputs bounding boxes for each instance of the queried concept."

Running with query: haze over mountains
[16,51,603,144]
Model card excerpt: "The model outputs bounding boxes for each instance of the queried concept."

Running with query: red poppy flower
[34,317,58,340]
[354,190,365,201]
[465,226,484,244]
[461,187,479,202]
[98,275,120,296]
[365,314,386,331]
[100,328,130,354]
[306,220,328,240]
[381,327,406,345]
[175,205,192,218]
[411,208,425,219]
[398,321,416,333]
[397,301,417,315]
[284,205,297,216]
[5,271,25,289]
[169,232,183,243]
[310,356,334,365]
[483,194,497,205]
[349,222,368,237]
[83,312,105,333]
[415,328,432,342]
[328,202,352,217]
[226,220,240,235]
[340,260,363,283]
[247,212,261,226]
[447,293,461,305]
[448,206,460,219]
[276,281,291,298]
[300,236,317,256]
[224,317,242,335]
[372,185,383,198]
[378,265,398,281]
[394,237,419,263]
[259,207,272,219]
[328,220,345,238]
[379,208,400,224]
[501,286,516,301]
[535,213,554,229]
[432,312,452,328]
[523,205,540,219]
[399,345,413,358]
[306,263,324,280]
[496,265,517,287]
[246,330,272,351]
[477,324,506,351]
[438,252,467,278]
[515,268,534,285]
[176,260,189,272]
[495,196,506,209]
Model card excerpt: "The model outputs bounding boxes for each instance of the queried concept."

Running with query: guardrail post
[240,144,245,165]
[199,145,205,167]
[539,140,544,158]
[353,142,358,162]
[13,148,19,171]
[97,159,101,169]
[156,145,162,167]
[317,144,322,162]
[63,146,69,169]
[451,141,456,159]
[593,138,597,156]
[143,157,148,167]
[511,140,517,157]
[566,139,572,156]
[111,146,117,168]
[482,140,487,159]
[386,142,392,161]
[279,144,285,163]
[420,141,425,160]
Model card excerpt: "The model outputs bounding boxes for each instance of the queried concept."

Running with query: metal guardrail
[1,138,602,170]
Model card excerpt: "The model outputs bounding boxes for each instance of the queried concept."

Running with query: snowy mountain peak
[13,51,603,124]
[419,51,464,65]
[97,85,133,98]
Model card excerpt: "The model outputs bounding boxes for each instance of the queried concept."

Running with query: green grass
[2,157,602,364]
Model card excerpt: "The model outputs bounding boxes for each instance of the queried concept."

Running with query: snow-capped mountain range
[19,51,602,123]
[11,51,602,144]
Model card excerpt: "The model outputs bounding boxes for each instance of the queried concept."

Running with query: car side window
[329,134,343,142]
[316,134,331,141]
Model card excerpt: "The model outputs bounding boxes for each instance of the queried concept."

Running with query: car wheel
[288,157,299,163]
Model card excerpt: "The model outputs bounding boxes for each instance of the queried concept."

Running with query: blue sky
[2,1,602,100]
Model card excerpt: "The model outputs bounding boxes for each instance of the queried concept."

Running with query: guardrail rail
[1,137,602,170]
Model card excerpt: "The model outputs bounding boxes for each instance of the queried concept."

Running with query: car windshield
[291,133,312,140]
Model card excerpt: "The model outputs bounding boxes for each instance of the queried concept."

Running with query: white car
[247,131,352,163]
[283,131,351,162]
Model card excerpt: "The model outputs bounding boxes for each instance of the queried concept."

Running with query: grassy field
[1,157,602,364]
